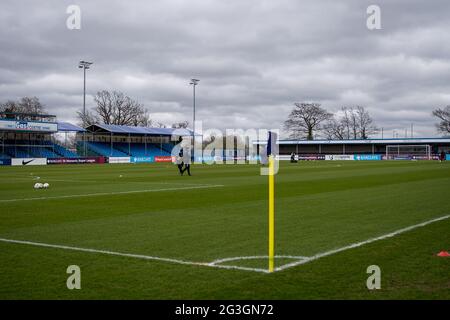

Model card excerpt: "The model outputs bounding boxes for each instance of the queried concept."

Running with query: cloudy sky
[1,0,449,138]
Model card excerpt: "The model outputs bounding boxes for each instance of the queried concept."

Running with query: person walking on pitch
[176,148,184,175]
[181,146,192,176]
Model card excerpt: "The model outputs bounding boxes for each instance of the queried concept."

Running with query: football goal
[385,144,431,160]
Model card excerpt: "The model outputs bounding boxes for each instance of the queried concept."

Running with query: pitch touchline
[0,214,448,273]
[0,184,224,203]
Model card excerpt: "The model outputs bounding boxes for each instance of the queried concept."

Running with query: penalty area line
[276,214,450,272]
[0,184,224,203]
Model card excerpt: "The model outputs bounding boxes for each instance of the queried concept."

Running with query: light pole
[189,78,199,161]
[78,60,93,156]
[189,78,199,133]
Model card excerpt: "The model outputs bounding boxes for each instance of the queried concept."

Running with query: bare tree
[323,118,346,140]
[132,109,152,127]
[0,96,46,115]
[323,106,377,140]
[333,106,377,139]
[18,97,46,114]
[93,90,115,124]
[171,121,189,129]
[284,102,332,140]
[155,122,167,128]
[78,90,152,127]
[336,106,360,139]
[354,106,377,139]
[76,109,99,127]
[432,106,450,134]
[0,100,18,116]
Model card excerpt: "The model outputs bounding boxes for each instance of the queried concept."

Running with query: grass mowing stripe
[0,184,224,203]
[0,237,268,273]
[1,214,447,274]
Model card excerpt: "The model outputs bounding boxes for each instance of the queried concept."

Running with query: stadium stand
[114,143,171,157]
[84,142,171,157]
[80,124,191,158]
[2,140,79,158]
[52,142,79,158]
[85,142,130,157]
[0,113,188,160]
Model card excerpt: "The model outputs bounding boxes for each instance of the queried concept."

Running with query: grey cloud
[0,0,449,137]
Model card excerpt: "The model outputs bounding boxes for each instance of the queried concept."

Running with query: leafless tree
[323,118,346,140]
[354,106,377,139]
[323,106,377,140]
[0,96,46,115]
[132,108,152,127]
[18,97,46,114]
[76,109,99,127]
[78,90,151,127]
[284,102,332,140]
[171,121,189,129]
[334,106,377,139]
[432,106,450,134]
[340,107,352,139]
[155,122,167,128]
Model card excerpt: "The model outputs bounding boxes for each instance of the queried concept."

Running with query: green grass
[0,161,449,299]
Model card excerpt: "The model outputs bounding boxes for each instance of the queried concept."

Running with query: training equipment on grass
[436,251,450,257]
[34,183,43,189]
[385,144,431,160]
[43,183,49,189]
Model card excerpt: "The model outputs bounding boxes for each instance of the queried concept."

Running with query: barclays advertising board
[131,156,154,163]
[354,154,382,161]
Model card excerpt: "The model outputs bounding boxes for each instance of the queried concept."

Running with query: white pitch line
[210,255,308,266]
[0,215,447,274]
[0,238,268,273]
[276,214,450,272]
[0,184,224,203]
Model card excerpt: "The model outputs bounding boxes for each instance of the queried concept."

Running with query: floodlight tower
[78,60,93,156]
[190,78,200,136]
[190,79,199,161]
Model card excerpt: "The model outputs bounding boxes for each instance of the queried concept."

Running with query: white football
[43,183,49,189]
[34,183,42,189]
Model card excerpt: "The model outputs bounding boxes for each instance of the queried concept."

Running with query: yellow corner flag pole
[268,155,275,273]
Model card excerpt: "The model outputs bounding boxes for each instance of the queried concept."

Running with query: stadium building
[271,138,450,160]
[0,112,190,165]
[0,111,83,161]
[2,111,450,165]
[79,123,190,161]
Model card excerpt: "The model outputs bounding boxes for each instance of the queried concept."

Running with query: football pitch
[0,161,449,299]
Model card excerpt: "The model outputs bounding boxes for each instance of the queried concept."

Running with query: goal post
[385,144,431,160]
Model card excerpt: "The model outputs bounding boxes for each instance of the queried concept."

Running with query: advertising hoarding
[11,158,47,166]
[131,156,154,163]
[0,159,11,166]
[354,154,382,161]
[0,119,57,132]
[325,155,354,161]
[108,157,131,164]
[47,157,105,164]
[154,156,174,162]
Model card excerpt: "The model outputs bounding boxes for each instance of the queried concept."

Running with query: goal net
[385,144,431,160]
